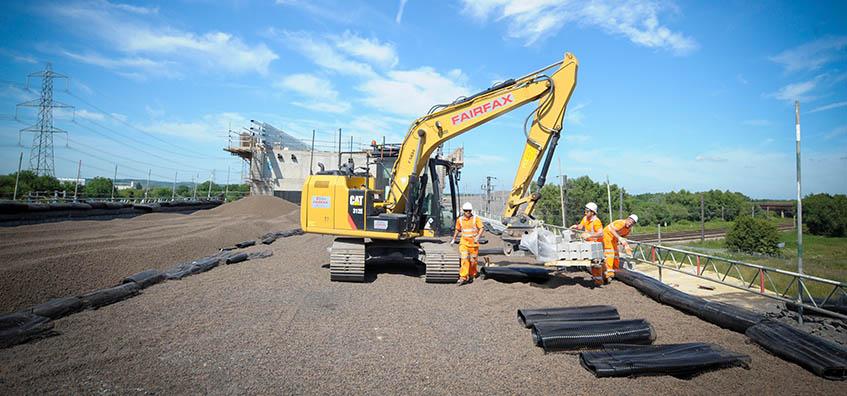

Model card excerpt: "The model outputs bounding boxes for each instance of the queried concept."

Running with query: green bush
[803,194,847,237]
[726,216,780,255]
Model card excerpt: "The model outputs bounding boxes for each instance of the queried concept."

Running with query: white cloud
[50,2,277,76]
[742,119,771,127]
[567,102,587,125]
[736,74,748,85]
[75,109,106,121]
[100,0,159,15]
[826,125,847,140]
[275,73,350,114]
[809,101,847,114]
[395,0,408,23]
[331,31,399,68]
[110,112,128,122]
[770,79,817,102]
[276,30,376,77]
[770,36,847,73]
[59,49,180,79]
[695,155,727,162]
[461,0,697,54]
[140,112,248,141]
[358,67,472,117]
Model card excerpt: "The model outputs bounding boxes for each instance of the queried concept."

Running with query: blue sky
[0,0,845,198]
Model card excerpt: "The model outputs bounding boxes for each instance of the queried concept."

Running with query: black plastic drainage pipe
[531,319,656,352]
[517,305,620,328]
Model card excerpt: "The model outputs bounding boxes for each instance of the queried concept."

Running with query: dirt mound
[196,196,298,219]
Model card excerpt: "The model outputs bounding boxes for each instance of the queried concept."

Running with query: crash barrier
[630,241,847,321]
[746,320,847,381]
[616,268,847,380]
[0,227,300,349]
[0,199,223,226]
[261,228,304,245]
[579,343,751,379]
[531,319,656,352]
[517,305,620,328]
[481,266,552,283]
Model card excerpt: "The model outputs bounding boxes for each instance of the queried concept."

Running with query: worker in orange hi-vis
[451,202,484,286]
[570,202,603,242]
[601,214,638,285]
[570,202,604,285]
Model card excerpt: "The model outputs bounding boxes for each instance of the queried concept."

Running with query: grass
[672,231,847,298]
[630,220,733,235]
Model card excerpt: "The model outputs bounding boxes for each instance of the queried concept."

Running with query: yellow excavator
[301,52,579,282]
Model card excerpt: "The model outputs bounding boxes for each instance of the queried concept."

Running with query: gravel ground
[0,196,298,313]
[2,221,846,394]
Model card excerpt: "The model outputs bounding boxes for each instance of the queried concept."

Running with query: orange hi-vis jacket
[456,215,483,247]
[603,219,631,247]
[579,215,603,242]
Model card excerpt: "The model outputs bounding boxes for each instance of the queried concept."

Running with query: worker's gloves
[450,239,455,245]
[580,232,590,240]
[624,245,633,256]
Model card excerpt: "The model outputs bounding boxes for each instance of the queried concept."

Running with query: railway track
[629,224,794,244]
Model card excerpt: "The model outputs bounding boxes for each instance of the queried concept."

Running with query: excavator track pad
[330,238,366,282]
[421,242,461,283]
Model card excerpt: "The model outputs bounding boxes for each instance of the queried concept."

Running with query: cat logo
[349,194,364,207]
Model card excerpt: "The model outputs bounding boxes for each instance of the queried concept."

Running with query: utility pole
[207,170,213,199]
[192,173,197,200]
[13,152,23,200]
[144,168,151,201]
[337,128,342,169]
[111,164,118,201]
[16,63,73,177]
[171,171,177,200]
[795,100,804,324]
[481,176,496,217]
[558,158,565,227]
[224,166,230,200]
[73,160,81,201]
[606,175,613,223]
[309,129,316,175]
[700,194,705,242]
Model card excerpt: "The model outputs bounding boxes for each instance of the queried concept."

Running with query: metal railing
[630,241,847,321]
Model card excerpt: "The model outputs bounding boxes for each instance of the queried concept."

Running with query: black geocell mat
[517,305,620,328]
[746,319,847,381]
[481,266,551,283]
[579,343,751,379]
[531,319,655,351]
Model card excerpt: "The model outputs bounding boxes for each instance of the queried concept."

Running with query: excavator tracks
[330,238,366,282]
[421,242,461,283]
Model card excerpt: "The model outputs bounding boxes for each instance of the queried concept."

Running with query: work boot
[456,278,467,286]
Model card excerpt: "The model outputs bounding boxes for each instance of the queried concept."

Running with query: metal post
[73,159,81,202]
[144,168,151,201]
[171,172,177,200]
[795,100,804,324]
[192,173,197,200]
[337,128,342,169]
[111,164,118,201]
[700,194,705,242]
[349,135,353,161]
[563,174,568,226]
[658,223,662,244]
[605,175,613,222]
[309,129,315,175]
[13,152,23,200]
[558,158,565,227]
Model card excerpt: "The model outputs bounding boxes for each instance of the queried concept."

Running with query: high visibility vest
[603,219,631,245]
[579,216,603,241]
[456,215,482,246]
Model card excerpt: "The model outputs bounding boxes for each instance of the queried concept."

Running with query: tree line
[0,171,249,202]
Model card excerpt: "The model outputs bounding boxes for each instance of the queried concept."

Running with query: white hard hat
[462,202,473,211]
[628,214,639,223]
[585,202,598,213]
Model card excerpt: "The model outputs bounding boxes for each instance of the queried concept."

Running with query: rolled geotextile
[0,312,57,349]
[579,343,751,379]
[226,252,249,264]
[27,297,84,320]
[79,283,140,309]
[122,269,166,289]
[192,256,221,272]
[165,262,197,280]
[517,305,620,328]
[235,240,256,248]
[481,266,551,283]
[746,319,847,381]
[531,319,656,351]
[0,201,30,214]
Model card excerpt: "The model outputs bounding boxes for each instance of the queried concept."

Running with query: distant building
[57,177,85,186]
[115,181,141,190]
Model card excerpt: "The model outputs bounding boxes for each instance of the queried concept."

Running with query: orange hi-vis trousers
[459,243,479,279]
[602,236,620,282]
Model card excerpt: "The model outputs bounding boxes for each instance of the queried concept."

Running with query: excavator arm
[383,52,579,225]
